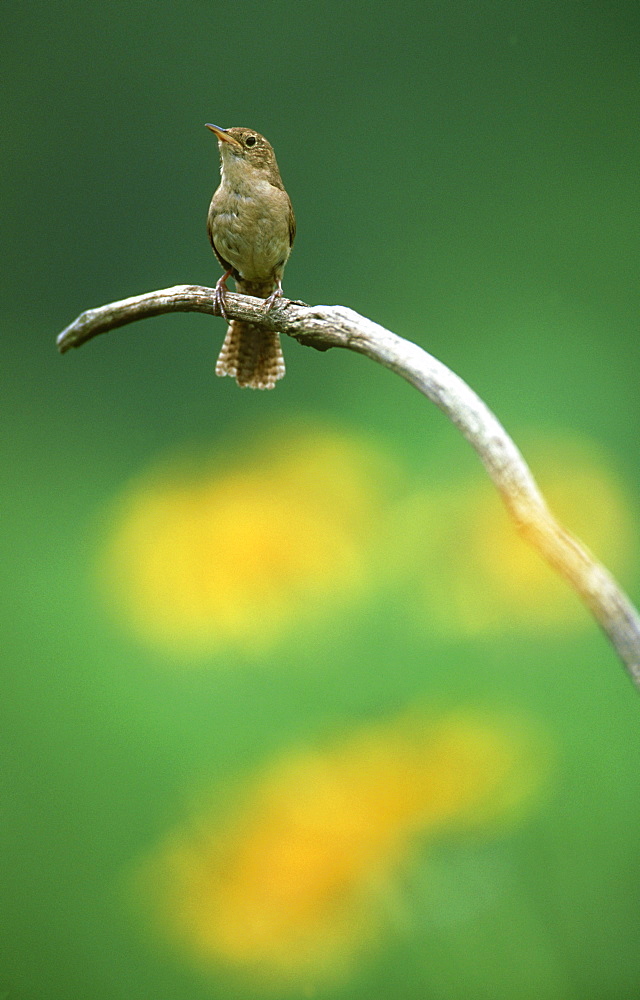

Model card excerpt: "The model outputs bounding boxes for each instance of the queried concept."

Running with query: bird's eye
[245,135,257,147]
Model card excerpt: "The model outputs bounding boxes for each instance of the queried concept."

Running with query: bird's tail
[215,279,285,390]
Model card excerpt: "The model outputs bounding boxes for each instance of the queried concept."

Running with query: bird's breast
[209,181,291,284]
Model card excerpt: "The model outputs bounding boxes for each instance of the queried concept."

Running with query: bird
[205,124,296,389]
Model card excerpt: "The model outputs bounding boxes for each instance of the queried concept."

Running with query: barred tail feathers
[215,321,285,390]
[215,278,285,390]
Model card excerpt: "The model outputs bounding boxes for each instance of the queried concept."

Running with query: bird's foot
[213,270,232,319]
[264,284,283,311]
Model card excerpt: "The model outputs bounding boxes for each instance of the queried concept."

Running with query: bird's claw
[213,272,231,320]
[264,286,283,312]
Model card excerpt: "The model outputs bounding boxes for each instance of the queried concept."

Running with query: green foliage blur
[2,2,639,998]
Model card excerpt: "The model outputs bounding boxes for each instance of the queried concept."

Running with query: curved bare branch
[56,284,640,689]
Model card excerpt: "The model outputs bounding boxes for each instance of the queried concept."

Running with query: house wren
[205,124,296,389]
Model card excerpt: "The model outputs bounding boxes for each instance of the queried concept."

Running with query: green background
[2,2,639,998]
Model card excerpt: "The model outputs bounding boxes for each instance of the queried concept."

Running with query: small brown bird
[205,124,296,389]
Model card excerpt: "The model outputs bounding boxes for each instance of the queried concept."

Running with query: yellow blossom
[133,709,546,987]
[400,435,636,634]
[97,427,395,657]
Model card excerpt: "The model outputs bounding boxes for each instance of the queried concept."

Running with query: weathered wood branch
[57,284,640,689]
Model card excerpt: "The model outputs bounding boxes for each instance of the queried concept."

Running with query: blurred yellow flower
[133,709,546,988]
[97,426,395,656]
[399,435,637,634]
[97,425,635,652]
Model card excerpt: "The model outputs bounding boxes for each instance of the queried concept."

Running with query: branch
[57,284,640,689]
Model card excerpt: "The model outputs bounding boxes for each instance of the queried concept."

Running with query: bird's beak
[205,123,243,148]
